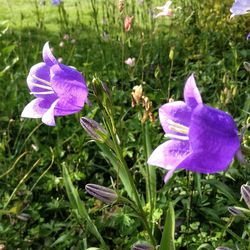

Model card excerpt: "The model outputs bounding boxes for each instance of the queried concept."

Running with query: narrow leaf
[159,202,175,250]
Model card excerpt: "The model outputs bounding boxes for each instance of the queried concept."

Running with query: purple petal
[184,74,202,109]
[27,62,57,101]
[147,140,191,170]
[43,42,58,67]
[178,104,240,173]
[50,64,88,115]
[54,97,85,116]
[163,165,179,183]
[247,32,250,40]
[159,101,192,135]
[230,0,250,17]
[21,98,52,118]
[41,99,59,126]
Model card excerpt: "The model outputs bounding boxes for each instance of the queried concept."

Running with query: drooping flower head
[230,0,250,18]
[153,1,173,18]
[148,74,240,183]
[21,42,88,126]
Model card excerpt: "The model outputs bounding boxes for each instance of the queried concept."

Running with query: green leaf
[159,202,175,250]
[62,166,109,250]
[204,179,238,204]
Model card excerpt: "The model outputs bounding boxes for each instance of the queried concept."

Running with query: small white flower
[125,57,136,67]
[153,1,173,18]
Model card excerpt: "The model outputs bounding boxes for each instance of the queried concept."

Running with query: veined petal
[54,96,86,116]
[147,140,191,170]
[50,64,88,111]
[159,101,192,134]
[181,104,240,173]
[43,42,58,67]
[21,98,52,118]
[42,99,60,126]
[184,74,202,109]
[27,62,57,101]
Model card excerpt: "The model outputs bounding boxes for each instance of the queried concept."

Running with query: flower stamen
[164,133,189,140]
[30,91,55,95]
[31,74,52,86]
[30,82,53,91]
[167,119,189,135]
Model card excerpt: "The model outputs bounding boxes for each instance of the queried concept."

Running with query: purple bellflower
[148,74,240,183]
[230,0,250,18]
[21,42,88,126]
[51,0,61,5]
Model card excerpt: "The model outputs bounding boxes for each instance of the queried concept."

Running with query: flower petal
[27,62,58,101]
[21,98,52,118]
[179,104,240,173]
[184,74,202,109]
[159,101,192,134]
[43,42,58,67]
[50,64,88,115]
[163,165,180,183]
[42,99,60,126]
[147,140,191,170]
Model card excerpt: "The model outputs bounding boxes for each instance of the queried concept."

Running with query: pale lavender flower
[153,1,173,18]
[230,0,250,18]
[21,42,88,126]
[247,32,250,39]
[51,0,61,5]
[148,74,240,183]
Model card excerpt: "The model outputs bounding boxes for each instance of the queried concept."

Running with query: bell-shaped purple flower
[21,42,88,126]
[51,0,61,5]
[230,0,250,18]
[148,74,240,183]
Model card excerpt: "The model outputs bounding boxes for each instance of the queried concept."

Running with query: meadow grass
[0,0,250,249]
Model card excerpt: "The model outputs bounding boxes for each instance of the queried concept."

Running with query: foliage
[0,0,250,249]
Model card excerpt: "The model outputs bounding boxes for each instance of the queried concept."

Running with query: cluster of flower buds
[131,85,155,123]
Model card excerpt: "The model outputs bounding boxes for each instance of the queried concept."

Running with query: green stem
[105,112,156,245]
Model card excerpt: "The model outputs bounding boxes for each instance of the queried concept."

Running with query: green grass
[0,0,250,249]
